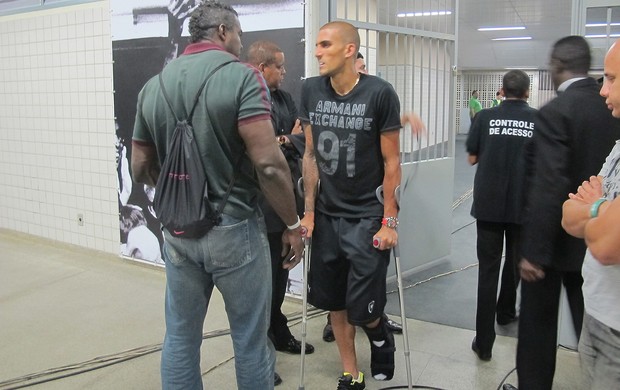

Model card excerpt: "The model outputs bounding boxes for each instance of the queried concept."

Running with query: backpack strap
[158,59,238,123]
[214,153,244,217]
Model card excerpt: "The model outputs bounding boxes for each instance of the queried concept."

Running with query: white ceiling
[376,0,618,70]
[457,0,573,70]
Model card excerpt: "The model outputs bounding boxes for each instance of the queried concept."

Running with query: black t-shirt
[300,74,401,218]
[466,100,537,223]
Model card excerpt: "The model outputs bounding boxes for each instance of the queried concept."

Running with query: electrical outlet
[77,213,84,226]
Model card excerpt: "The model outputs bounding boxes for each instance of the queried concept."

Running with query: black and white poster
[112,0,304,265]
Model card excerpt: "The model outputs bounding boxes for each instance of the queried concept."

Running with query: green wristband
[590,198,607,218]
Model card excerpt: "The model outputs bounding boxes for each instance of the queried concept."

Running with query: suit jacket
[521,78,620,271]
[260,88,303,232]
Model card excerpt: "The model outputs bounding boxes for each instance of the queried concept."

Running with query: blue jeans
[579,313,620,390]
[160,211,275,390]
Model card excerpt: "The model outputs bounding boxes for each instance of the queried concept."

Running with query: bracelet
[287,215,301,230]
[590,198,607,218]
[381,216,399,229]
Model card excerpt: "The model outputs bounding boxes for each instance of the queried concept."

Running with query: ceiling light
[478,26,525,31]
[492,36,532,41]
[505,66,538,70]
[397,11,452,17]
[585,33,620,38]
[586,23,620,27]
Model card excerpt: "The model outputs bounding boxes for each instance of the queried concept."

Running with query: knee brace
[362,316,395,380]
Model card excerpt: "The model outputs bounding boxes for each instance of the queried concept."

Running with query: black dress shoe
[471,337,492,361]
[383,314,403,334]
[323,316,335,342]
[502,384,518,390]
[275,337,315,354]
[497,314,518,326]
[274,372,282,386]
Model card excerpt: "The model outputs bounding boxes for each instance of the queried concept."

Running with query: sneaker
[274,372,282,386]
[369,329,395,380]
[337,372,365,390]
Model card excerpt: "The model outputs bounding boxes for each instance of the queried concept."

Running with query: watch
[382,216,399,229]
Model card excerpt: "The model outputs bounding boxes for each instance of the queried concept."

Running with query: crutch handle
[300,227,311,245]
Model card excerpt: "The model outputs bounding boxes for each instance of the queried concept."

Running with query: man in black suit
[246,41,314,383]
[467,70,536,362]
[509,36,620,390]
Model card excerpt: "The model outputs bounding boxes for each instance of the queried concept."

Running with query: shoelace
[337,376,354,390]
[337,372,364,389]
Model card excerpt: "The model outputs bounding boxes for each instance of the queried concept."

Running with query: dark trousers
[475,220,520,353]
[267,232,293,345]
[517,269,584,390]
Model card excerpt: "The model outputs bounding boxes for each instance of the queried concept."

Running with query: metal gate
[306,0,458,275]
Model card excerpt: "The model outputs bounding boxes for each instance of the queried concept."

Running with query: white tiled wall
[0,1,119,254]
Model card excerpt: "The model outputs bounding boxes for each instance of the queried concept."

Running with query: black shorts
[308,212,390,326]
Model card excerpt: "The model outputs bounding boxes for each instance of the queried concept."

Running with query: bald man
[300,21,401,389]
[321,49,404,345]
[561,39,620,389]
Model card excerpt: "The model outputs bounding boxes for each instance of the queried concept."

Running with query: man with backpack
[131,2,304,389]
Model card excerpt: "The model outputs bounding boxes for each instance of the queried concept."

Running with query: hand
[300,212,315,238]
[568,176,603,203]
[519,258,545,282]
[281,227,305,270]
[372,225,398,251]
[401,113,426,137]
[291,119,303,135]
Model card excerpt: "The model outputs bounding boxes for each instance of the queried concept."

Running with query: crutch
[296,177,314,390]
[297,227,310,390]
[374,185,413,390]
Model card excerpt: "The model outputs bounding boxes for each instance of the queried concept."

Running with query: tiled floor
[0,136,583,390]
[0,227,582,390]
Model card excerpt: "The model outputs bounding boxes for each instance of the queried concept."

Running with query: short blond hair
[320,21,360,53]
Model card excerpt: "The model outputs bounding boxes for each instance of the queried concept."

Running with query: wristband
[590,198,607,218]
[382,216,399,229]
[287,216,301,230]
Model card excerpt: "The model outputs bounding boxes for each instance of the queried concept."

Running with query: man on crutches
[299,21,401,390]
